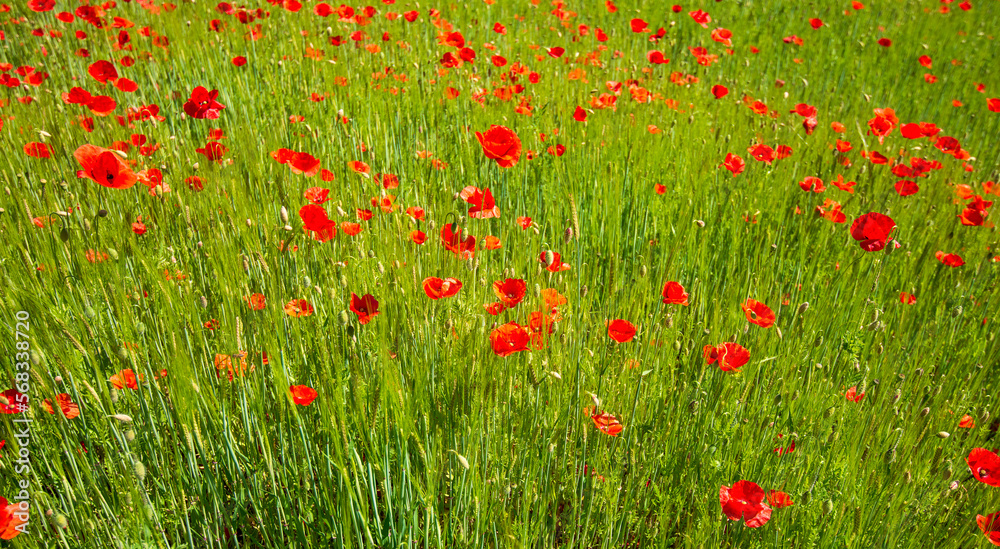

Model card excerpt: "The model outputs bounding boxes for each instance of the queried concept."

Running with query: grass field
[1,0,1000,547]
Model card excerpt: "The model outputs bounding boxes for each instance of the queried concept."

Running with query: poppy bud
[822,500,833,515]
[639,265,647,277]
[60,227,70,242]
[378,262,385,274]
[283,225,292,231]
[824,406,835,418]
[694,219,705,227]
[942,461,953,480]
[934,384,942,396]
[915,368,924,376]
[84,218,92,231]
[800,491,811,505]
[368,249,376,258]
[920,407,930,417]
[892,388,900,402]
[773,394,782,405]
[877,343,883,354]
[116,347,127,361]
[84,306,96,318]
[125,429,135,442]
[338,206,348,217]
[30,349,42,365]
[54,514,68,529]
[937,431,950,439]
[303,276,312,288]
[564,227,573,243]
[133,458,146,480]
[338,310,349,326]
[673,340,681,351]
[775,327,783,339]
[814,335,823,347]
[951,306,962,317]
[107,248,119,260]
[280,206,289,224]
[98,209,108,217]
[346,325,355,338]
[339,275,348,288]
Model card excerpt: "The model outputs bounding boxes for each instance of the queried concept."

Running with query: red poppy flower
[348,160,371,174]
[845,386,865,402]
[723,153,745,176]
[0,389,27,414]
[350,293,380,325]
[410,230,427,245]
[894,180,919,197]
[741,299,775,328]
[289,385,318,406]
[704,342,751,372]
[23,142,51,158]
[304,187,331,204]
[493,278,527,309]
[42,393,80,419]
[766,490,794,509]
[183,86,226,119]
[719,480,771,528]
[689,9,711,28]
[540,251,571,272]
[662,281,689,306]
[899,292,916,305]
[483,235,501,249]
[284,299,314,317]
[110,369,140,389]
[289,152,321,176]
[460,186,500,219]
[0,496,26,540]
[850,212,896,252]
[711,84,729,99]
[959,414,976,429]
[978,512,1000,546]
[196,141,228,163]
[87,60,118,83]
[607,319,637,343]
[74,144,138,189]
[799,176,825,193]
[475,125,522,168]
[747,143,775,164]
[968,448,1000,487]
[484,302,506,316]
[423,277,462,300]
[299,204,336,242]
[490,322,530,356]
[591,411,623,436]
[441,224,476,259]
[989,98,1000,113]
[959,195,992,226]
[815,199,846,223]
[246,293,266,310]
[935,251,965,267]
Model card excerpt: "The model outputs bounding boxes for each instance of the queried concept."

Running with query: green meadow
[1,0,999,547]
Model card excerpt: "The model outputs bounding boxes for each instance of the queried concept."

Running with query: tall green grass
[1,0,999,547]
